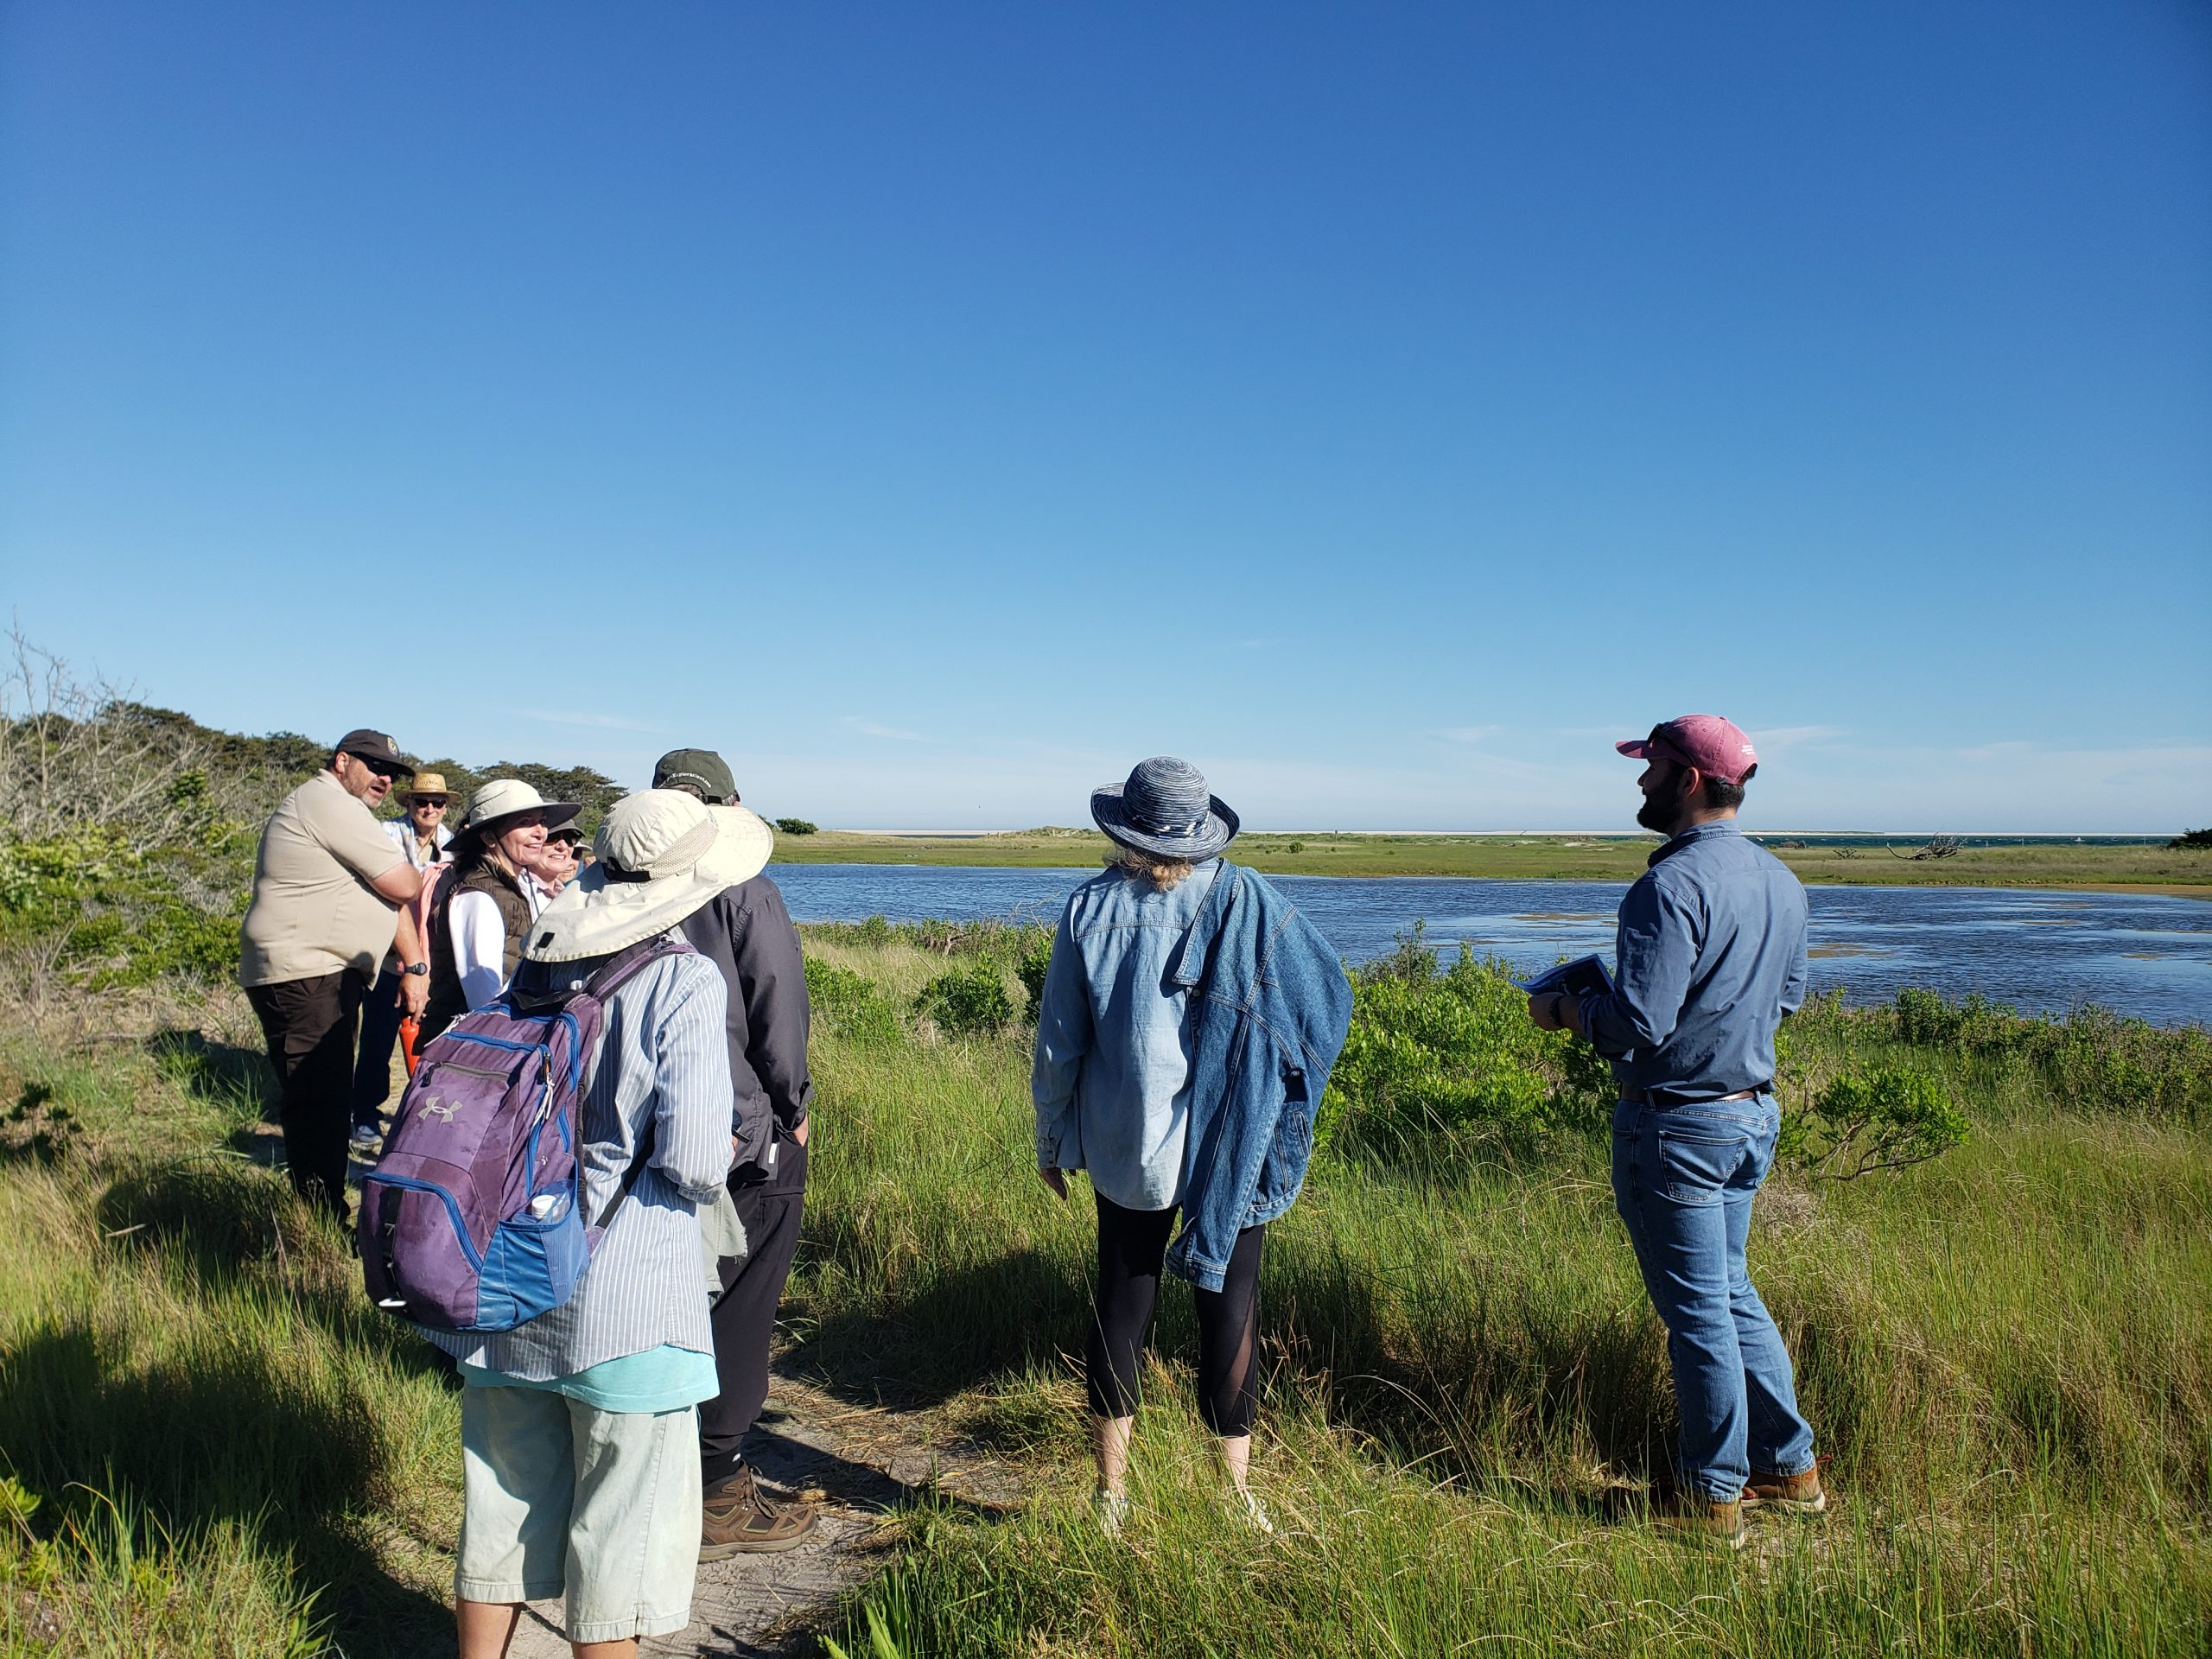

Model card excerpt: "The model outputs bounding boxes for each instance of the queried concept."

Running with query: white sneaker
[1231,1488,1274,1535]
[1091,1488,1130,1538]
[349,1123,381,1151]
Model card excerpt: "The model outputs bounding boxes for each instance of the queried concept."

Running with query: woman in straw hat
[420,779,581,1042]
[1031,756,1351,1537]
[431,788,776,1658]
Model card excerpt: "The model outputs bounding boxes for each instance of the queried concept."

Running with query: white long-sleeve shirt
[447,876,551,1011]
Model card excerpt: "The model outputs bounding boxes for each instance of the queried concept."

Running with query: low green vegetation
[790,937,2210,1657]
[3,926,2208,1655]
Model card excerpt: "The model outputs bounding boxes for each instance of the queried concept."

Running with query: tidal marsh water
[774,863,2212,1027]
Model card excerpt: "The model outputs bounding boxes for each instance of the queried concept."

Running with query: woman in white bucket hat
[419,779,582,1040]
[436,789,772,1657]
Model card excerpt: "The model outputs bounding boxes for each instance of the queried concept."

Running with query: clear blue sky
[3,3,2207,831]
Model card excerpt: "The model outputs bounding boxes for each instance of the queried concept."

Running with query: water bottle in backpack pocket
[358,938,687,1332]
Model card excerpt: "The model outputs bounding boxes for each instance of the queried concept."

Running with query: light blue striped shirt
[426,939,734,1379]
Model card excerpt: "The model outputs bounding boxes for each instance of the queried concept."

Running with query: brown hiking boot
[1740,1466,1827,1513]
[700,1465,817,1560]
[1648,1488,1746,1550]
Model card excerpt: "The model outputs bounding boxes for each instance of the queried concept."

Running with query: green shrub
[1014,938,1053,1022]
[1321,944,1611,1156]
[2169,827,2212,849]
[1887,987,2212,1123]
[774,817,819,836]
[1778,1065,1970,1179]
[804,959,902,1046]
[915,963,1015,1039]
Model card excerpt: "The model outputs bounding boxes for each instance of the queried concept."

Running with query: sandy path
[505,1376,1022,1658]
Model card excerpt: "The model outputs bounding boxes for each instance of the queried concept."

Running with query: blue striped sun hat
[1090,756,1240,860]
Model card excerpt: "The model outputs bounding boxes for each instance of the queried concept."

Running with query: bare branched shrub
[0,630,214,853]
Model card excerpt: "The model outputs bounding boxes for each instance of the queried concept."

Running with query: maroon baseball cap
[1616,715,1759,785]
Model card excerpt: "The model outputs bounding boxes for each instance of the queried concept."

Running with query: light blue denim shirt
[1577,821,1809,1103]
[1032,859,1224,1211]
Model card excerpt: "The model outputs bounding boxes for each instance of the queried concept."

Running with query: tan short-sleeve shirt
[238,771,409,987]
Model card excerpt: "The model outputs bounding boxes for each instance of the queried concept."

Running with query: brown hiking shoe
[1649,1488,1746,1550]
[700,1465,817,1560]
[1740,1466,1827,1513]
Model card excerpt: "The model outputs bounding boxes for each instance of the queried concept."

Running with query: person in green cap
[648,747,819,1555]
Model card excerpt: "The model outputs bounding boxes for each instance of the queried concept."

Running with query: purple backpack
[359,938,690,1332]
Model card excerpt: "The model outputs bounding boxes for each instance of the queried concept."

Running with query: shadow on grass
[146,1027,276,1122]
[0,1322,451,1658]
[795,1219,1688,1506]
[791,1243,1087,1412]
[94,1158,460,1389]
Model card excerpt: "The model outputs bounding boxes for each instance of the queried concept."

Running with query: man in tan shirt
[239,729,429,1223]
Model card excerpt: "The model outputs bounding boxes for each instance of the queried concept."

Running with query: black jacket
[680,873,812,1180]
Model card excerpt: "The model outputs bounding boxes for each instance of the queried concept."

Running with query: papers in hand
[1516,955,1614,1000]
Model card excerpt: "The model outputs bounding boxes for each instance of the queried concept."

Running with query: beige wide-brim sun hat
[524,790,773,963]
[455,778,582,845]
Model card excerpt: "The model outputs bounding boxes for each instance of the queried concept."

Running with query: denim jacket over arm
[1575,820,1809,1104]
[1163,863,1352,1292]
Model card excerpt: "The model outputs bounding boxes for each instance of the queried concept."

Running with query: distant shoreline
[772,828,2211,896]
[826,829,2177,842]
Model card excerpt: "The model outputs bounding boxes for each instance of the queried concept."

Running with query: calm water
[772,864,2212,1028]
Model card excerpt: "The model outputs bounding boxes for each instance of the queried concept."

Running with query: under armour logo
[417,1097,459,1124]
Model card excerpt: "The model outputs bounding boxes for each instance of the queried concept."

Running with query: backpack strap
[569,935,696,1236]
[507,934,693,1014]
[591,1119,658,1235]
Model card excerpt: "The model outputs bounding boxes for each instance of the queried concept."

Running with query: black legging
[1087,1190,1266,1438]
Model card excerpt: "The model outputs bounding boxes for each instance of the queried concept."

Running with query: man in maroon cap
[1529,714,1822,1548]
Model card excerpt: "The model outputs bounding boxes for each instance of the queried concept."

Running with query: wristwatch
[401,962,429,977]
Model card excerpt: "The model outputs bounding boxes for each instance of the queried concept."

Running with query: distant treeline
[110,702,626,830]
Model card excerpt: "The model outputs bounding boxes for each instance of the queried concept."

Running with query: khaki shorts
[457,1385,702,1643]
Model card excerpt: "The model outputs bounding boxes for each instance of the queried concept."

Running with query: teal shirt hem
[460,1343,719,1413]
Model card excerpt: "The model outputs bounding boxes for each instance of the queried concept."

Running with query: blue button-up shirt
[1032,859,1224,1211]
[1577,820,1808,1103]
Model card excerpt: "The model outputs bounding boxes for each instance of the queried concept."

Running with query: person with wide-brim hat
[418,779,582,1041]
[432,789,755,1656]
[1032,757,1290,1534]
[529,790,772,961]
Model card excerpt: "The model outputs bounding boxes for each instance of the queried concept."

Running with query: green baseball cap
[652,747,737,804]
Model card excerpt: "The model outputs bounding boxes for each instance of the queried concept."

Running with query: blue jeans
[1611,1094,1815,1502]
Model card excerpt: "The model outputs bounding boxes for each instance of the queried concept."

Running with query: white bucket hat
[523,790,773,963]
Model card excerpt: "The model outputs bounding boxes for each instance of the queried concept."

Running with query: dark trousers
[244,968,367,1224]
[1088,1190,1266,1438]
[699,1133,808,1484]
[350,963,406,1130]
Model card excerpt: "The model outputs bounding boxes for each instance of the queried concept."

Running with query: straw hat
[454,779,581,846]
[401,772,455,803]
[524,791,773,963]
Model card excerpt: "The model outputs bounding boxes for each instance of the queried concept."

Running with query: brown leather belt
[1619,1085,1768,1108]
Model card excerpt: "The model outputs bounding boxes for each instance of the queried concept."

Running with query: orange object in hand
[399,1016,422,1077]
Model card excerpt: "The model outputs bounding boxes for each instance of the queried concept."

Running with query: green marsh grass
[794,935,2212,1656]
[3,935,2209,1656]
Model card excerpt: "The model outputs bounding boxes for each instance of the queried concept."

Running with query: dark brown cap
[335,728,414,776]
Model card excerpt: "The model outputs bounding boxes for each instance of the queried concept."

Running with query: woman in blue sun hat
[1032,756,1351,1536]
